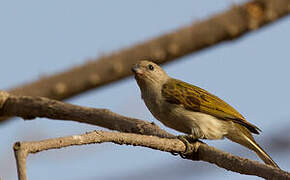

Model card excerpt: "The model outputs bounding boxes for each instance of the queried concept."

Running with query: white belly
[154,102,228,140]
[184,110,228,139]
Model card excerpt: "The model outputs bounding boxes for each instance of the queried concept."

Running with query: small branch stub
[14,141,29,180]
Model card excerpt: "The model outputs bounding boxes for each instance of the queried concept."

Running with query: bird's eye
[148,64,154,71]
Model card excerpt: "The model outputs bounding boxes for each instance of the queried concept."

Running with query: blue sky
[0,1,289,179]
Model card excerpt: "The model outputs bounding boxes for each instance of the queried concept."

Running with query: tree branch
[13,131,290,180]
[3,0,289,125]
[0,91,171,138]
[0,91,289,179]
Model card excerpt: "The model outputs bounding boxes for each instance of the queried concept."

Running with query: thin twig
[13,131,290,180]
[3,0,289,125]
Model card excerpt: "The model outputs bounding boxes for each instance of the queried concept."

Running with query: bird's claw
[176,135,202,159]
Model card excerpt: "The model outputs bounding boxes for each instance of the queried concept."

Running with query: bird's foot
[173,135,203,160]
[177,135,197,157]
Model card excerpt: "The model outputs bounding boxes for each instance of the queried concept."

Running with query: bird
[131,60,279,168]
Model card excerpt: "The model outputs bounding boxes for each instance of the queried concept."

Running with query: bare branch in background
[2,0,289,125]
[0,92,289,179]
[13,131,290,180]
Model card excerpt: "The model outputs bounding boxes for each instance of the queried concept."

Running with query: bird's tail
[226,125,279,168]
[241,134,279,168]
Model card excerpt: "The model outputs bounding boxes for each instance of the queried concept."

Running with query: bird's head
[132,60,169,88]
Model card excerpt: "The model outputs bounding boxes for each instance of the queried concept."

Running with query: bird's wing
[162,78,260,134]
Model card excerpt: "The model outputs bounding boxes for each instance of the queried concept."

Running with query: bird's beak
[131,64,141,74]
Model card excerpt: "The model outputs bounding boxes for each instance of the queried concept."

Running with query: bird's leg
[170,135,193,156]
[170,128,205,158]
[172,133,205,160]
[178,135,198,157]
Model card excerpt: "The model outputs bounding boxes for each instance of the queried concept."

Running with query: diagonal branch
[13,131,290,180]
[3,0,289,125]
[0,91,171,138]
[0,91,289,179]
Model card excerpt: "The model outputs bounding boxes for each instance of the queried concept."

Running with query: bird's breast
[143,94,195,134]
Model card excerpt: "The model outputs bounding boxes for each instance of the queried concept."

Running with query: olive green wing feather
[162,78,260,134]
